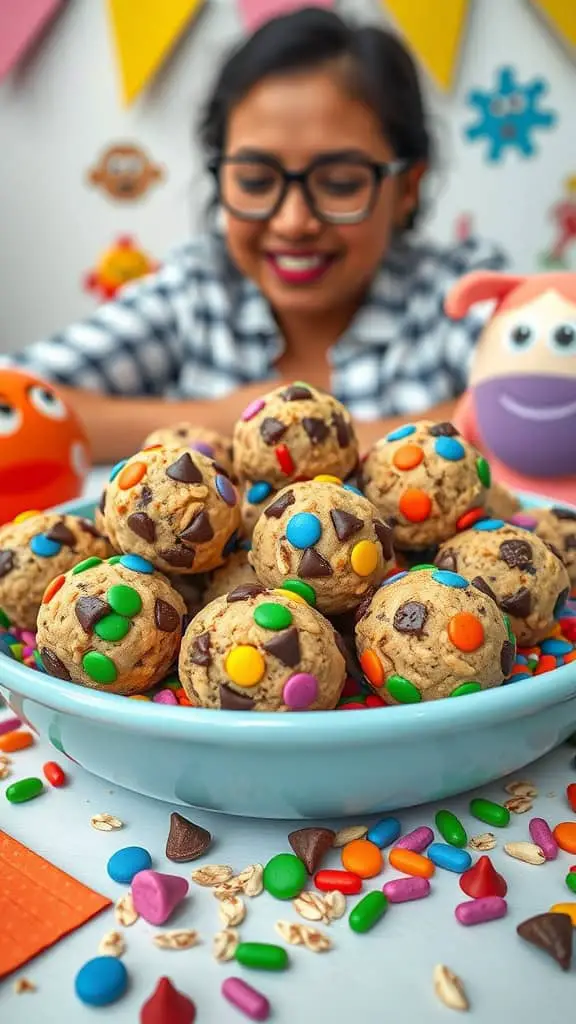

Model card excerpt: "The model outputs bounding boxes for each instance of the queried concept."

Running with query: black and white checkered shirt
[11,229,506,420]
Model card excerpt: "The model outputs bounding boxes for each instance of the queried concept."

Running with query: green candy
[503,614,515,645]
[235,942,289,971]
[6,777,44,803]
[349,891,388,933]
[435,809,467,848]
[82,650,118,684]
[450,682,482,697]
[409,564,436,572]
[72,556,102,575]
[94,614,130,643]
[107,584,142,618]
[108,555,121,564]
[565,872,576,895]
[476,456,491,489]
[469,797,510,828]
[280,579,316,606]
[253,602,293,631]
[0,608,11,629]
[386,674,421,704]
[263,853,307,900]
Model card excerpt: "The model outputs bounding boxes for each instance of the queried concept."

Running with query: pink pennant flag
[0,0,65,80]
[238,0,333,34]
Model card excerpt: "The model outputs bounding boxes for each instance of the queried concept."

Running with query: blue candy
[505,671,532,682]
[222,530,239,557]
[427,843,472,873]
[239,539,252,551]
[286,512,322,549]
[380,571,408,588]
[343,484,363,496]
[367,816,401,848]
[434,436,465,462]
[515,654,528,665]
[75,956,128,1007]
[432,570,469,589]
[118,554,154,575]
[247,481,273,505]
[30,534,61,558]
[215,474,237,506]
[386,424,415,442]
[472,518,505,532]
[539,638,572,656]
[107,845,152,884]
[109,459,127,482]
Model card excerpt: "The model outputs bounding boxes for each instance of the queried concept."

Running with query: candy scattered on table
[459,855,508,898]
[288,826,335,875]
[455,896,508,926]
[222,977,270,1021]
[235,942,289,971]
[140,976,197,1024]
[5,777,44,803]
[107,845,152,884]
[165,812,212,862]
[131,870,189,925]
[263,853,307,900]
[74,955,128,1006]
[348,890,388,933]
[517,912,573,970]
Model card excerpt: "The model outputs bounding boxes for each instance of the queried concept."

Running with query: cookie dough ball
[435,519,570,645]
[233,383,358,489]
[170,573,207,619]
[241,480,279,538]
[487,481,520,520]
[143,424,234,477]
[361,420,489,550]
[355,567,513,703]
[511,506,576,587]
[0,513,112,631]
[104,446,241,575]
[204,548,256,603]
[179,586,346,711]
[249,480,394,615]
[36,554,186,695]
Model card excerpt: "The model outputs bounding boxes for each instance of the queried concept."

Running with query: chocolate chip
[78,518,102,539]
[219,683,255,710]
[98,490,106,514]
[288,827,335,875]
[155,598,180,632]
[180,510,214,544]
[280,384,313,401]
[545,541,564,562]
[127,512,156,543]
[264,490,295,518]
[500,586,532,618]
[374,519,394,560]
[138,484,153,506]
[190,632,211,666]
[40,647,70,680]
[435,548,458,572]
[428,421,459,437]
[500,639,515,676]
[471,576,499,605]
[45,522,76,546]
[517,912,573,971]
[263,626,301,666]
[75,595,110,633]
[354,588,376,623]
[332,412,350,448]
[330,508,363,542]
[393,600,428,636]
[161,547,195,568]
[298,548,333,578]
[166,453,203,484]
[302,417,329,444]
[259,417,287,445]
[551,506,576,521]
[0,550,15,578]
[166,811,212,862]
[499,538,533,570]
[555,587,570,618]
[212,461,231,479]
[227,583,267,603]
[566,534,576,551]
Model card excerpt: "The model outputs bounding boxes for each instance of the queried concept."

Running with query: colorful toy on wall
[83,235,158,301]
[542,175,576,269]
[448,271,576,503]
[87,143,164,202]
[0,368,90,525]
[464,66,557,163]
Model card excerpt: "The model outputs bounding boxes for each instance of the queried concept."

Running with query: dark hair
[199,8,432,226]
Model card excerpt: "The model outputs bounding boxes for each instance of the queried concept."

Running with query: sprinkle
[275,444,295,476]
[395,826,434,852]
[359,649,384,687]
[0,730,33,753]
[241,397,266,421]
[72,556,102,576]
[222,977,271,1021]
[383,876,430,903]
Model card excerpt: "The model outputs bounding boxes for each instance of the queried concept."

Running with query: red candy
[459,855,508,899]
[140,977,196,1024]
[567,783,576,813]
[275,444,295,476]
[43,761,66,787]
[456,507,486,531]
[314,869,362,894]
[559,619,576,643]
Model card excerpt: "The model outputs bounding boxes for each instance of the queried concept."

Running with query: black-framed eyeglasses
[208,153,410,225]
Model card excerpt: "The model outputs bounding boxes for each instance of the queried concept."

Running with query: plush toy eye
[0,400,22,437]
[28,385,67,420]
[549,322,576,354]
[505,323,536,351]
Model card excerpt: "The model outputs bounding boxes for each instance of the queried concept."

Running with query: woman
[11,8,505,461]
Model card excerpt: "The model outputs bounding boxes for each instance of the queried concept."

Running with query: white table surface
[1,471,576,1023]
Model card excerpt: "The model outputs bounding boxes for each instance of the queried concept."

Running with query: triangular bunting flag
[530,0,576,52]
[238,0,333,34]
[382,0,470,91]
[106,0,204,106]
[0,0,64,81]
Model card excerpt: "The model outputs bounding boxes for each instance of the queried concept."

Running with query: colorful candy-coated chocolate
[0,729,33,752]
[367,817,401,848]
[132,869,189,925]
[341,838,383,879]
[43,761,66,787]
[395,826,434,852]
[529,817,559,860]
[241,398,266,422]
[565,872,576,895]
[567,784,576,813]
[455,896,507,926]
[553,822,576,854]
[382,876,431,903]
[459,855,508,898]
[222,978,270,1021]
[469,797,510,827]
[435,809,467,848]
[247,481,273,505]
[263,853,307,900]
[549,903,576,926]
[349,891,388,933]
[387,424,416,441]
[235,943,289,971]
[0,715,21,735]
[427,843,472,874]
[75,956,128,1006]
[5,777,44,803]
[388,847,435,878]
[140,977,196,1024]
[282,672,318,709]
[314,869,362,894]
[107,846,152,884]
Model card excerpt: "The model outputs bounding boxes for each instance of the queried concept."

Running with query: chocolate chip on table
[374,520,394,560]
[75,595,110,633]
[264,490,295,518]
[517,912,573,971]
[302,417,329,444]
[332,412,350,448]
[220,683,255,710]
[180,511,214,544]
[500,586,532,618]
[263,626,301,666]
[330,509,363,542]
[280,384,313,401]
[393,600,428,637]
[0,550,15,578]
[166,453,203,484]
[259,417,287,445]
[288,827,335,875]
[45,522,76,546]
[435,548,458,572]
[161,546,195,568]
[227,583,266,603]
[127,512,156,543]
[40,647,71,680]
[166,812,212,862]
[155,599,180,633]
[298,548,333,578]
[551,506,576,521]
[428,422,459,437]
[499,539,534,571]
[500,640,515,676]
[471,576,499,605]
[190,632,211,666]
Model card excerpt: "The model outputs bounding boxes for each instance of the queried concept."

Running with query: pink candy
[131,869,189,925]
[0,716,21,736]
[383,876,431,903]
[529,817,559,860]
[241,398,266,422]
[395,826,434,853]
[222,978,270,1021]
[282,673,318,709]
[152,689,178,705]
[455,896,507,926]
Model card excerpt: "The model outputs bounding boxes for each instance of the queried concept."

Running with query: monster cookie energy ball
[142,424,234,478]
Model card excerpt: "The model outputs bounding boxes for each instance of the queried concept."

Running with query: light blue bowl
[2,495,576,820]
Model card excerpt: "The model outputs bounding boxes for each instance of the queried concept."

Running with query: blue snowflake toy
[464,66,557,163]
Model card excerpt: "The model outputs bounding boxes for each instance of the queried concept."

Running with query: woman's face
[222,67,422,320]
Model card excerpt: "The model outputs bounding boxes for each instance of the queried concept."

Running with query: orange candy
[398,488,432,523]
[360,650,384,688]
[118,460,147,490]
[393,444,423,471]
[553,822,576,854]
[141,444,163,452]
[341,839,383,879]
[389,847,435,878]
[456,507,486,531]
[0,730,34,753]
[535,655,558,676]
[447,612,484,652]
[42,574,66,604]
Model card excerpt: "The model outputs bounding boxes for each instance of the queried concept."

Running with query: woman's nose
[268,183,321,238]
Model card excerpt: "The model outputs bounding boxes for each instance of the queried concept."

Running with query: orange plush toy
[0,369,91,525]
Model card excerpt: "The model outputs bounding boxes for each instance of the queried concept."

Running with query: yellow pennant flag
[530,0,576,51]
[106,0,205,105]
[382,0,470,91]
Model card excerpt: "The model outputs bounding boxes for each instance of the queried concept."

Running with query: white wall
[0,0,574,352]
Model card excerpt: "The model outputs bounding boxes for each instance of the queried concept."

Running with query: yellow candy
[272,588,307,606]
[225,645,265,687]
[350,539,379,577]
[13,509,41,523]
[313,474,342,485]
[129,695,150,700]
[550,902,576,926]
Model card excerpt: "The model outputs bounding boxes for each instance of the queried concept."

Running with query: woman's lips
[265,253,336,285]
